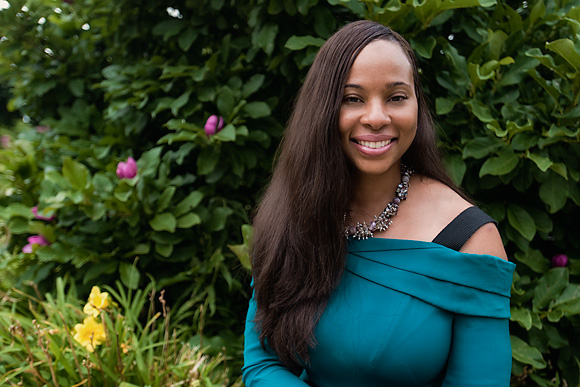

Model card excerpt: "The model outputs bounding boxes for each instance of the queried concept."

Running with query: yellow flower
[73,316,106,352]
[83,286,110,317]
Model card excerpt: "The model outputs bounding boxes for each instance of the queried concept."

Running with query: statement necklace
[344,165,414,240]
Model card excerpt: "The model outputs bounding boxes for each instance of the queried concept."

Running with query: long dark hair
[251,20,460,371]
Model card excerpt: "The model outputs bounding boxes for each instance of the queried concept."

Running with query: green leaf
[83,261,118,284]
[62,157,90,190]
[125,243,150,256]
[411,36,437,59]
[228,224,253,270]
[244,101,271,118]
[527,152,553,172]
[0,203,34,219]
[138,147,162,179]
[465,99,494,122]
[546,38,580,72]
[176,213,201,228]
[533,268,568,310]
[206,207,233,232]
[551,284,580,316]
[543,323,569,349]
[68,79,84,97]
[175,191,204,217]
[511,132,538,151]
[498,55,539,86]
[155,243,173,258]
[486,121,508,137]
[242,74,266,98]
[214,124,236,142]
[510,306,532,330]
[539,173,568,213]
[284,35,326,50]
[443,154,466,185]
[463,136,504,159]
[514,249,550,273]
[257,23,278,55]
[149,213,177,232]
[435,97,456,115]
[119,262,141,290]
[92,172,114,193]
[510,335,546,369]
[152,20,184,41]
[171,90,191,116]
[114,181,133,202]
[178,28,198,51]
[197,148,220,176]
[479,148,519,177]
[547,308,564,322]
[157,186,176,213]
[439,0,497,10]
[507,204,536,241]
[217,86,235,117]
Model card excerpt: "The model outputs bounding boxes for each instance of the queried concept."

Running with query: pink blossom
[204,115,224,136]
[116,157,138,179]
[22,235,50,253]
[36,126,50,133]
[32,206,56,221]
[1,135,11,148]
[552,254,568,268]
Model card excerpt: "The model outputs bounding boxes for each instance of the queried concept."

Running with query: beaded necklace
[344,165,413,240]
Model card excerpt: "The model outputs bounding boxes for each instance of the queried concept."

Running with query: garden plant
[0,0,579,385]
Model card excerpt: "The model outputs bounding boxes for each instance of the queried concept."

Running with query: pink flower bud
[1,135,11,148]
[116,157,138,179]
[23,235,50,253]
[204,115,224,136]
[552,254,568,268]
[32,206,56,221]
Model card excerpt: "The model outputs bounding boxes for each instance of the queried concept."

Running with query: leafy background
[0,0,579,385]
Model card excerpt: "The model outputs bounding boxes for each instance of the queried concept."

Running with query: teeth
[358,139,392,149]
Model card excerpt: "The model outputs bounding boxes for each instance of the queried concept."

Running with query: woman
[243,20,515,386]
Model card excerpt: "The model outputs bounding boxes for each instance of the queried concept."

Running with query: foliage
[0,277,242,386]
[0,0,579,385]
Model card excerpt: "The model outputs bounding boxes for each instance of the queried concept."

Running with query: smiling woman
[244,20,515,386]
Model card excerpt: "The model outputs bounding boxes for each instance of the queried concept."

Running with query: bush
[1,0,579,385]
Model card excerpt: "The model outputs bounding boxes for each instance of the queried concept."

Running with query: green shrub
[1,0,579,385]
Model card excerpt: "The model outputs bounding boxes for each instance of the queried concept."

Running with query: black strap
[432,206,497,251]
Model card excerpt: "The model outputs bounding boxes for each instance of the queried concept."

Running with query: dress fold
[347,238,515,318]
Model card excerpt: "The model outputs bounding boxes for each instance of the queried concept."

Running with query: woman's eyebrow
[344,81,412,90]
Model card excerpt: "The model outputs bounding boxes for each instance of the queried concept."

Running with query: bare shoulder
[412,177,508,260]
[460,222,508,260]
[392,176,472,241]
[410,175,472,223]
[407,176,508,260]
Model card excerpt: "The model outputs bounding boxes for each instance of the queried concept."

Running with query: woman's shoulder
[403,176,507,260]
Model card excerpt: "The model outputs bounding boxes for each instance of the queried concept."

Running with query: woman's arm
[446,222,511,385]
[442,314,512,386]
[243,291,309,387]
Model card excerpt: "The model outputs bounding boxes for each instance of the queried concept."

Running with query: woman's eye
[343,96,361,103]
[390,95,408,102]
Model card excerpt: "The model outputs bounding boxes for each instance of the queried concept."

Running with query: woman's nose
[360,101,390,130]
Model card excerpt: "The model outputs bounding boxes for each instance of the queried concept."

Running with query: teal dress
[243,237,516,386]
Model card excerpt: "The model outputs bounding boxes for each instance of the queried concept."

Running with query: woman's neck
[349,165,403,221]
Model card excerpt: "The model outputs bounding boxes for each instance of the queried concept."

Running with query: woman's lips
[351,138,396,156]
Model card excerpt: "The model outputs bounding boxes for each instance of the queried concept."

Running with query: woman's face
[338,39,418,178]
